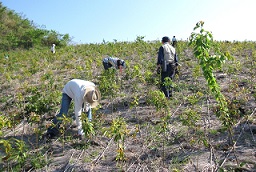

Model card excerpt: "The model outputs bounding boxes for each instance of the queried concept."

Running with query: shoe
[73,134,85,141]
[78,135,85,141]
[46,127,60,139]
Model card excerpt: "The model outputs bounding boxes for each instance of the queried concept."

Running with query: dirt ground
[2,72,255,172]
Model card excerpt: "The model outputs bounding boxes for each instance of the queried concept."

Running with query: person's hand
[157,67,161,74]
[175,62,181,66]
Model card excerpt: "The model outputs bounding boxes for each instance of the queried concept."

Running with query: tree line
[0,2,71,51]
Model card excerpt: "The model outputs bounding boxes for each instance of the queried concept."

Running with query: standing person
[46,79,101,139]
[51,44,56,54]
[172,36,177,47]
[157,36,178,98]
[102,56,126,73]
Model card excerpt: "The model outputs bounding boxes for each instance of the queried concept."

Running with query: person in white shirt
[102,56,126,73]
[46,79,101,139]
[51,44,56,54]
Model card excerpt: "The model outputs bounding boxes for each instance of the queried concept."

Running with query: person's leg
[173,41,177,47]
[103,61,108,69]
[47,93,71,137]
[53,93,72,124]
[168,64,176,97]
[161,64,175,98]
[160,71,168,97]
[169,64,175,80]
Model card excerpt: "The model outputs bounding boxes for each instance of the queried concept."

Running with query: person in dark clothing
[157,36,178,98]
[172,36,177,47]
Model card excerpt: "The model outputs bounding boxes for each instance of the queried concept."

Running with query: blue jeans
[53,93,72,125]
[53,93,92,124]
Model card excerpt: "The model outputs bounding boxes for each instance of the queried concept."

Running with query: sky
[1,0,256,44]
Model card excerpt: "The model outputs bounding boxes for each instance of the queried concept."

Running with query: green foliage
[29,151,48,169]
[104,117,128,143]
[129,95,139,109]
[0,115,11,136]
[0,139,12,161]
[163,77,173,88]
[0,3,70,50]
[24,86,60,116]
[98,69,120,98]
[82,113,95,138]
[10,139,28,165]
[147,90,169,112]
[180,108,200,128]
[58,114,72,135]
[104,117,129,161]
[0,138,28,169]
[189,21,233,128]
[186,91,204,105]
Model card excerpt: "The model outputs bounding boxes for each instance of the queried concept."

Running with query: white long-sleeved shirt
[51,44,55,53]
[62,79,95,135]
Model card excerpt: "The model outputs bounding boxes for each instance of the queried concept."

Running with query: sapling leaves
[189,21,234,129]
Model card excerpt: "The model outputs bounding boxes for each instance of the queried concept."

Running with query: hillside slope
[0,40,255,171]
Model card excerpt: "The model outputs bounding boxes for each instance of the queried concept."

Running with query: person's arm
[118,65,122,73]
[84,103,92,121]
[157,46,164,68]
[175,54,178,63]
[74,98,84,135]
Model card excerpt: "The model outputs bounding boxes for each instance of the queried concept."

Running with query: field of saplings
[0,25,256,171]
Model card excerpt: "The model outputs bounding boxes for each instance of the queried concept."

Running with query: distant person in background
[102,56,126,73]
[4,53,9,59]
[46,79,101,139]
[172,36,177,47]
[51,44,56,54]
[157,36,178,98]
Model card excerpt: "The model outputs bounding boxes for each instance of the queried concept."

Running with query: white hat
[83,86,101,108]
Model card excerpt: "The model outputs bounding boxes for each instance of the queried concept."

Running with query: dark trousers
[172,41,177,47]
[103,61,112,70]
[160,63,176,98]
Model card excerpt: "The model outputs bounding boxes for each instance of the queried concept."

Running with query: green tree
[189,21,234,132]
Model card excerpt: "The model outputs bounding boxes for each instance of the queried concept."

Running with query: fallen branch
[92,137,114,164]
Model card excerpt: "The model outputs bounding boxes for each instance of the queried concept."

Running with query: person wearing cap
[157,36,178,98]
[102,56,126,73]
[46,79,101,138]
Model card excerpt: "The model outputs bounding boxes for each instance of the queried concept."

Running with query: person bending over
[102,56,126,73]
[46,79,101,139]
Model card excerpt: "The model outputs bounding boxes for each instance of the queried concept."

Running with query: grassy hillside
[0,37,255,171]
